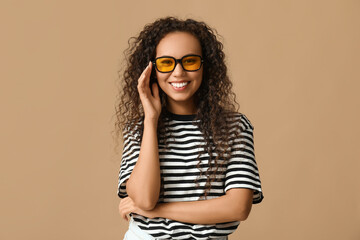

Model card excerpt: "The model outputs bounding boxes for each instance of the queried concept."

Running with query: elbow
[234,205,252,221]
[126,180,159,210]
[136,199,157,211]
[132,195,158,210]
[127,193,157,210]
[237,211,250,221]
[226,188,254,221]
[134,192,159,210]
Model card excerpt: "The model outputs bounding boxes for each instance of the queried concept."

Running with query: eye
[182,56,200,66]
[184,59,196,64]
[161,60,173,65]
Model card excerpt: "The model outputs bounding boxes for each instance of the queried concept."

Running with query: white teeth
[170,82,189,88]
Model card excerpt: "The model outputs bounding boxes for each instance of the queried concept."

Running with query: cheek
[193,72,203,91]
[191,71,203,85]
[155,71,162,81]
[156,72,169,88]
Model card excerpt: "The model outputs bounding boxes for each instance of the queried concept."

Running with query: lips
[168,81,190,91]
[169,81,190,84]
[170,82,189,88]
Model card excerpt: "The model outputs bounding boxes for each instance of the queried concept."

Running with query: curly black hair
[113,16,243,200]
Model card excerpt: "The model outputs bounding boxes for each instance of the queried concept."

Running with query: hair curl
[113,16,243,200]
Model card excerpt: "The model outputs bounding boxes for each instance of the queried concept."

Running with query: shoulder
[225,111,254,131]
[124,117,143,129]
[123,117,144,138]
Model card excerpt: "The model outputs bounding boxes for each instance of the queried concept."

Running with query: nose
[172,61,185,77]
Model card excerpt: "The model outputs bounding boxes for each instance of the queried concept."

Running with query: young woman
[115,17,264,240]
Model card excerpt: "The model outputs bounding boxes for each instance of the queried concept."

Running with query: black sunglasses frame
[152,54,204,73]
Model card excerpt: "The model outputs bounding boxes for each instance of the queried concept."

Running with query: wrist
[144,117,158,127]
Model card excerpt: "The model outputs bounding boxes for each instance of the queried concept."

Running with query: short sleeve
[117,124,141,199]
[224,114,264,204]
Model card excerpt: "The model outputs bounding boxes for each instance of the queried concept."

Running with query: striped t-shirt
[117,110,264,239]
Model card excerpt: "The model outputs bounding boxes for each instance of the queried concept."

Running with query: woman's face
[155,31,203,114]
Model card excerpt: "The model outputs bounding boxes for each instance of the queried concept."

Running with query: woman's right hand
[137,61,161,121]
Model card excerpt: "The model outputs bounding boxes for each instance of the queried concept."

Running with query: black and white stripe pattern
[118,112,264,239]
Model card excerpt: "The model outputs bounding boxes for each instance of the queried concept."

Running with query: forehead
[156,32,202,58]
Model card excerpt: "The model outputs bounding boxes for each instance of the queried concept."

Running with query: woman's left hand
[118,197,157,221]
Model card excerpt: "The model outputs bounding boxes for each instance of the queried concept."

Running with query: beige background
[1,0,359,239]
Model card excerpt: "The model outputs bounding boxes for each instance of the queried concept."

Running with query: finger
[119,205,130,221]
[138,65,152,93]
[121,211,128,221]
[138,65,149,87]
[152,82,159,99]
[119,197,128,207]
[143,62,152,77]
[119,199,129,215]
[143,62,152,84]
[119,198,135,220]
[119,199,130,212]
[137,74,148,95]
[146,61,152,75]
[122,211,128,221]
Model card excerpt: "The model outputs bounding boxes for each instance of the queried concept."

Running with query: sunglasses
[152,54,204,73]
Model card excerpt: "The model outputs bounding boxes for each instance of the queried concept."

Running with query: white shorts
[123,217,228,240]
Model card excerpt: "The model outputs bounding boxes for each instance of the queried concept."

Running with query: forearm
[152,194,249,224]
[126,118,160,210]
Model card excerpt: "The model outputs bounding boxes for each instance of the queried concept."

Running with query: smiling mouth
[169,82,190,88]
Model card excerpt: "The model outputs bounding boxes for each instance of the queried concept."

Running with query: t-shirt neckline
[165,109,196,121]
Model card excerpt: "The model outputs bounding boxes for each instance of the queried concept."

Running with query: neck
[166,98,197,115]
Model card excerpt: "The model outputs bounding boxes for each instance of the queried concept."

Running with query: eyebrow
[155,54,202,58]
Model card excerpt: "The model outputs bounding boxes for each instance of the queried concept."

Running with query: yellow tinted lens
[182,56,201,71]
[156,57,175,72]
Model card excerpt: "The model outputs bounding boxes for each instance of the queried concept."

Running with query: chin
[167,94,194,103]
